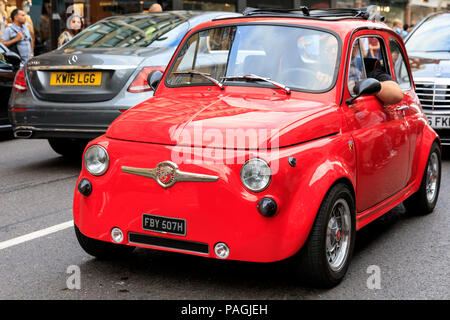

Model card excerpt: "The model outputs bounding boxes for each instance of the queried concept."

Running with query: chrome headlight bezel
[240,158,272,192]
[84,145,110,176]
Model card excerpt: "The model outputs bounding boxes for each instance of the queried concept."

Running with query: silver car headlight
[84,145,109,176]
[240,158,272,192]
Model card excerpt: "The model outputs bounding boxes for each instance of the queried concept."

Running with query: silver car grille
[415,80,450,112]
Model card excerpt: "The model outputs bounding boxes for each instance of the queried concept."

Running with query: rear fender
[410,125,440,192]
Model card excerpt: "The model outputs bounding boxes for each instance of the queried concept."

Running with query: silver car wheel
[426,152,439,203]
[326,198,351,272]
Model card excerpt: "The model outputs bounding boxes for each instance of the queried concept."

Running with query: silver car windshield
[406,14,450,53]
[166,25,340,92]
[65,13,194,49]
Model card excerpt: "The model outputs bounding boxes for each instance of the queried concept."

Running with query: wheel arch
[411,127,441,191]
[283,165,356,260]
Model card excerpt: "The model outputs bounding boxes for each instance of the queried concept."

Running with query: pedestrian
[58,14,84,47]
[149,3,163,13]
[393,19,407,39]
[0,8,33,62]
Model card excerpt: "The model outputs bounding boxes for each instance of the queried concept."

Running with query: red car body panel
[107,87,342,148]
[73,16,440,263]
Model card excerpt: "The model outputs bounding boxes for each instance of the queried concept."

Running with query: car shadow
[0,131,14,141]
[441,146,450,161]
[79,248,323,296]
[74,203,421,297]
[353,204,406,254]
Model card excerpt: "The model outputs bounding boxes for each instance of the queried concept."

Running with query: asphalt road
[0,137,448,300]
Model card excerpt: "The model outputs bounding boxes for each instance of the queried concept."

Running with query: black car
[0,42,21,133]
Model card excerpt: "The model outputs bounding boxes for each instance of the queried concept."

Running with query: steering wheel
[278,68,319,89]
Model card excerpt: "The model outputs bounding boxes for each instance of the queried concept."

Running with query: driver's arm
[376,80,404,105]
[368,65,404,105]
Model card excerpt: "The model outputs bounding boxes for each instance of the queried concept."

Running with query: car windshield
[406,14,450,52]
[166,25,340,92]
[64,13,195,49]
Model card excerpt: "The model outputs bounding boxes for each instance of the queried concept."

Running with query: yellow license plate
[50,72,102,86]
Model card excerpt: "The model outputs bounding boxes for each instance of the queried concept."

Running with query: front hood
[409,52,450,79]
[106,92,341,149]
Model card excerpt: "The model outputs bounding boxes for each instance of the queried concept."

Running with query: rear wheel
[292,183,356,288]
[404,142,441,215]
[75,225,135,260]
[48,138,88,159]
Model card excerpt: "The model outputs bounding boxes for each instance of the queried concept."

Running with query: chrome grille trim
[415,79,450,111]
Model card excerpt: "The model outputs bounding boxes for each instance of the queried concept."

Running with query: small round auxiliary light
[257,197,278,217]
[111,228,124,243]
[77,178,92,197]
[214,242,230,259]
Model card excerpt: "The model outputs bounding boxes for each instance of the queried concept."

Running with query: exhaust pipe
[14,130,33,139]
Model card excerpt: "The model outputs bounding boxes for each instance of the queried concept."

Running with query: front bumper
[73,137,331,263]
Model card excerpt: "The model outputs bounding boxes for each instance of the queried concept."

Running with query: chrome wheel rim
[326,199,351,272]
[426,152,439,203]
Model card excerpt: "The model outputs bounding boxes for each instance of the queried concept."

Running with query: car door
[342,32,410,213]
[0,44,15,127]
[388,37,424,185]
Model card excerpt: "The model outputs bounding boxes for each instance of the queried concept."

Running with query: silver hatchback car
[8,11,238,157]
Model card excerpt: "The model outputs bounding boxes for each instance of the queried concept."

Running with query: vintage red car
[73,7,441,288]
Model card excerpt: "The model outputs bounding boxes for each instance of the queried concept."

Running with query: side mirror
[346,78,381,105]
[147,70,163,92]
[4,51,22,68]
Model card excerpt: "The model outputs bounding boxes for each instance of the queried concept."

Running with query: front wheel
[292,183,356,288]
[403,142,441,215]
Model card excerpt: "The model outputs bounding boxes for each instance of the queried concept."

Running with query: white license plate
[427,115,450,129]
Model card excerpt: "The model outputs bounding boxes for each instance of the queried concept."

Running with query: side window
[167,27,235,86]
[389,39,412,90]
[348,39,367,94]
[347,36,391,96]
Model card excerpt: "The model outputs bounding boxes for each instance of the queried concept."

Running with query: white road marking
[0,220,74,250]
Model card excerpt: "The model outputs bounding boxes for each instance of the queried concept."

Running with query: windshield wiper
[173,70,224,90]
[221,74,291,94]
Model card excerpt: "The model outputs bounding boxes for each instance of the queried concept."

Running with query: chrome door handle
[395,105,410,111]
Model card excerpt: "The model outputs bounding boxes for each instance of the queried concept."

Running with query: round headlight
[84,145,109,176]
[240,158,272,192]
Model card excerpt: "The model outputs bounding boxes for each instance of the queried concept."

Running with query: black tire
[403,142,441,216]
[74,225,135,260]
[0,129,13,141]
[292,183,356,288]
[48,138,88,158]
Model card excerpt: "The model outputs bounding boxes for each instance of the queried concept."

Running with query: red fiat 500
[73,7,441,288]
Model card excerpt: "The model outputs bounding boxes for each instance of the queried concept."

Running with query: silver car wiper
[221,74,291,94]
[173,70,224,90]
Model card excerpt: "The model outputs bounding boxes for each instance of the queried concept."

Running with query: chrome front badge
[121,161,219,188]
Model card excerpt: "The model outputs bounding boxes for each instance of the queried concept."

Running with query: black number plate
[143,214,186,236]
